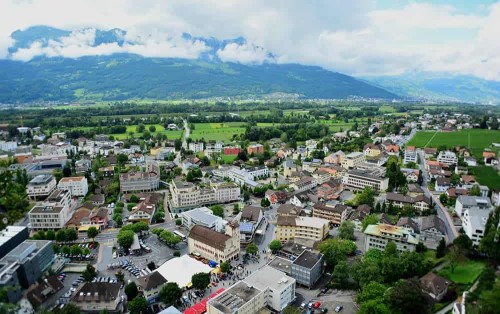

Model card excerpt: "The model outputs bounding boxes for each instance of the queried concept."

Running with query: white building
[0,141,17,152]
[341,152,366,169]
[245,165,269,180]
[207,266,296,314]
[462,208,491,247]
[454,196,492,217]
[290,176,317,193]
[26,175,57,200]
[404,148,417,164]
[28,189,75,230]
[181,207,226,232]
[188,142,204,153]
[169,180,240,210]
[205,141,224,157]
[342,169,389,192]
[364,224,419,253]
[57,176,89,197]
[437,151,458,166]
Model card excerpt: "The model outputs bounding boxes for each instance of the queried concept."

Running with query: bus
[173,230,186,240]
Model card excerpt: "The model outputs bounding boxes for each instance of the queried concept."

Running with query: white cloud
[217,43,271,64]
[0,0,499,80]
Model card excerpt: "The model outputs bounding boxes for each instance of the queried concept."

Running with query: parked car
[335,305,343,313]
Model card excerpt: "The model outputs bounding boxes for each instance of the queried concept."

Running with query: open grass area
[470,165,500,190]
[111,124,183,140]
[424,250,446,268]
[378,105,396,113]
[438,260,486,284]
[190,122,246,143]
[220,154,237,163]
[407,129,500,158]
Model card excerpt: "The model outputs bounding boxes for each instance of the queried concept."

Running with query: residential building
[364,224,419,253]
[0,141,17,152]
[324,150,345,164]
[400,168,419,183]
[265,190,288,205]
[26,174,57,200]
[342,168,389,192]
[28,189,74,230]
[71,282,122,313]
[277,204,302,217]
[0,226,29,259]
[385,192,431,213]
[0,240,55,303]
[66,204,109,231]
[290,176,317,193]
[436,177,451,192]
[224,146,241,155]
[403,146,417,164]
[462,207,492,247]
[363,143,382,157]
[283,158,299,177]
[464,157,477,166]
[290,250,324,288]
[341,152,366,169]
[27,275,64,309]
[492,189,500,207]
[98,166,115,177]
[240,206,264,243]
[188,221,240,262]
[57,176,89,197]
[420,272,450,301]
[189,142,204,153]
[312,170,331,185]
[437,151,458,166]
[419,215,447,242]
[138,271,167,305]
[247,144,264,155]
[312,203,349,226]
[169,180,240,210]
[75,159,91,174]
[348,205,371,231]
[205,141,224,157]
[128,201,157,225]
[275,216,329,243]
[119,162,160,192]
[181,207,226,232]
[454,196,492,217]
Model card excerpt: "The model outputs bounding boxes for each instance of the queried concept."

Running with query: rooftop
[28,174,54,186]
[183,207,222,226]
[293,250,323,269]
[0,226,28,246]
[209,281,261,314]
[59,176,85,183]
[188,225,230,251]
[267,257,292,274]
[243,265,295,291]
[364,224,419,245]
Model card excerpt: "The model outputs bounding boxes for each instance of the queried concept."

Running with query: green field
[438,260,486,284]
[190,122,246,143]
[407,129,500,158]
[470,166,500,190]
[111,124,183,140]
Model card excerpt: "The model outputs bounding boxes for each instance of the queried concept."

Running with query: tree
[175,218,182,226]
[355,187,375,207]
[338,221,355,240]
[387,278,432,314]
[453,234,472,253]
[128,296,147,314]
[65,228,78,242]
[82,264,96,282]
[46,230,56,240]
[246,243,258,255]
[53,303,81,314]
[56,229,66,242]
[356,281,387,304]
[62,245,70,255]
[83,247,91,255]
[210,205,224,218]
[416,242,427,253]
[117,154,128,165]
[362,214,379,231]
[129,194,140,203]
[436,238,447,258]
[447,246,466,273]
[332,260,349,287]
[191,272,211,290]
[87,227,98,242]
[159,282,182,306]
[319,238,356,269]
[137,124,145,133]
[149,125,156,133]
[124,282,139,300]
[116,270,124,282]
[479,207,500,260]
[260,198,270,207]
[268,240,282,253]
[384,241,398,257]
[117,230,135,249]
[473,280,500,314]
[71,244,83,256]
[220,262,230,273]
[233,203,240,215]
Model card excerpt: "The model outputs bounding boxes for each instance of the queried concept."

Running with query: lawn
[407,129,500,158]
[424,250,446,268]
[190,122,246,143]
[438,260,486,284]
[111,124,183,140]
[470,165,500,190]
[220,154,237,163]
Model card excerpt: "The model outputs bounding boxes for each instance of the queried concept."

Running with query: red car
[212,282,218,287]
[313,302,321,309]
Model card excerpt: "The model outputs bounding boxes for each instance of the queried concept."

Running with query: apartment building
[57,176,89,197]
[119,162,160,193]
[454,195,492,217]
[169,180,240,210]
[0,141,17,152]
[188,221,240,262]
[404,146,418,164]
[312,203,349,226]
[27,174,57,200]
[275,216,329,243]
[247,144,264,155]
[188,142,204,153]
[290,176,318,193]
[363,143,382,157]
[437,151,458,166]
[181,207,226,232]
[342,169,389,192]
[245,165,269,180]
[341,152,366,169]
[138,271,167,305]
[204,141,224,157]
[28,189,74,230]
[224,146,241,155]
[0,226,29,260]
[364,224,419,253]
[462,207,492,247]
[71,282,123,313]
[324,150,345,165]
[385,192,431,213]
[290,250,324,288]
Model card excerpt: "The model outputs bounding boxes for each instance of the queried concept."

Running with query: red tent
[184,288,225,314]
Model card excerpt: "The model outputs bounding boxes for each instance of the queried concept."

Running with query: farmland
[190,122,247,143]
[470,166,500,190]
[111,124,183,140]
[407,129,500,158]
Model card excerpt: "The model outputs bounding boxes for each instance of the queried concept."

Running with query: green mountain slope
[0,55,396,102]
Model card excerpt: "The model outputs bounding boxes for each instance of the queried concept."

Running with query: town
[0,101,499,314]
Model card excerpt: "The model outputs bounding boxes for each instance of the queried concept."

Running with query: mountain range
[1,26,499,103]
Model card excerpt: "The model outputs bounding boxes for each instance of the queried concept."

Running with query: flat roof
[183,207,221,226]
[155,255,213,288]
[0,226,28,245]
[364,224,419,245]
[243,265,295,292]
[293,251,322,269]
[59,176,85,182]
[295,216,328,229]
[28,174,54,186]
[209,281,261,314]
[267,257,292,274]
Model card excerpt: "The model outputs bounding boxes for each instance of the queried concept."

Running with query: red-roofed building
[184,288,225,314]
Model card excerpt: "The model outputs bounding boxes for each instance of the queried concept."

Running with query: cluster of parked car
[298,300,342,313]
[91,276,118,284]
[57,252,96,261]
[118,260,142,278]
[57,273,67,282]
[72,276,86,287]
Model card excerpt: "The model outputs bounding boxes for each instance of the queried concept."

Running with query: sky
[0,0,499,80]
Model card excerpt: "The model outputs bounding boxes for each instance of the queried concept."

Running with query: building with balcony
[28,189,75,230]
[119,162,160,193]
[275,216,329,243]
[364,224,419,253]
[437,151,458,166]
[341,152,366,169]
[27,174,57,200]
[312,203,349,226]
[57,176,89,197]
[385,192,431,213]
[342,168,389,192]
